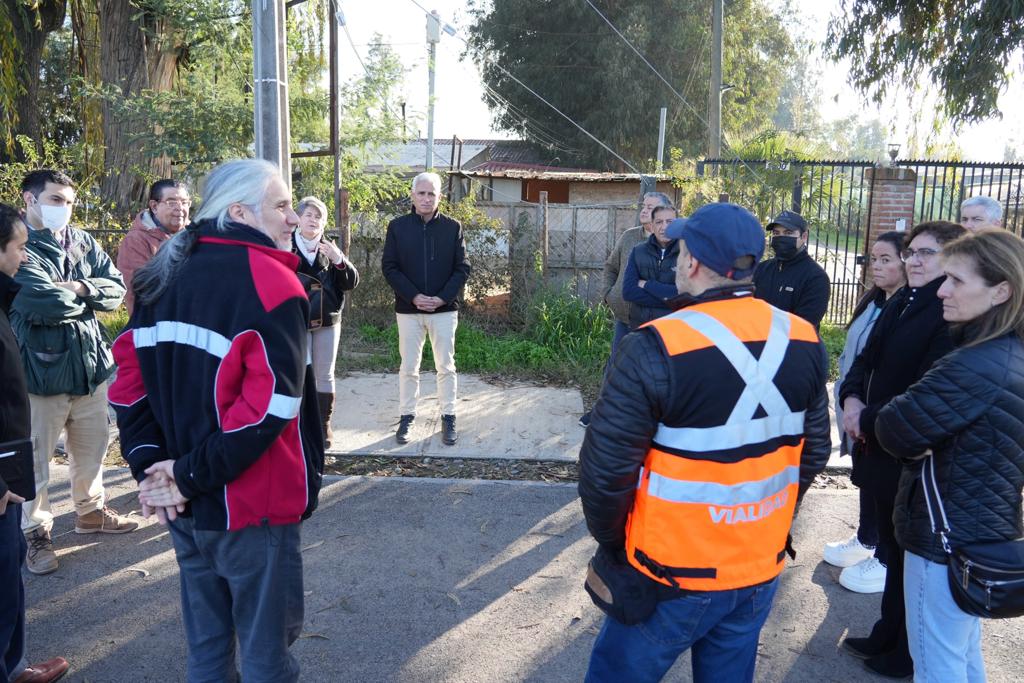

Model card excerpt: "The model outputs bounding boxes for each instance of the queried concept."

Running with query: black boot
[396,414,415,444]
[317,392,335,449]
[863,651,914,679]
[441,414,458,445]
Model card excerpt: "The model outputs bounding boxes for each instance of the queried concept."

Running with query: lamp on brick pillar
[887,142,901,167]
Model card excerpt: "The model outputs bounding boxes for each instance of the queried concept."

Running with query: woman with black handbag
[876,229,1024,682]
[292,196,359,449]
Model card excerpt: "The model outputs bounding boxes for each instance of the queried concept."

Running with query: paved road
[22,466,1023,682]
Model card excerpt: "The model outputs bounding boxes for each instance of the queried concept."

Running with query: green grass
[97,307,130,343]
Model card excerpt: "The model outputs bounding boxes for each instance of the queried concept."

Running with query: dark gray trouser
[168,517,304,683]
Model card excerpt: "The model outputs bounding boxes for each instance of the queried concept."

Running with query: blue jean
[585,577,780,683]
[904,551,986,682]
[0,503,25,683]
[168,517,304,683]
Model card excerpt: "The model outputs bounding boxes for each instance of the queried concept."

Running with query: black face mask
[770,235,800,260]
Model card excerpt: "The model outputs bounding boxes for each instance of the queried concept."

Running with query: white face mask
[38,203,73,232]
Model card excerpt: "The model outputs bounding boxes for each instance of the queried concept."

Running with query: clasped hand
[138,460,189,526]
[412,293,445,312]
[842,397,866,442]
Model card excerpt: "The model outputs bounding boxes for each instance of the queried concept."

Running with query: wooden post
[338,188,351,253]
[540,191,549,283]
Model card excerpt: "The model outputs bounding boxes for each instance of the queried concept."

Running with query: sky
[335,0,1021,162]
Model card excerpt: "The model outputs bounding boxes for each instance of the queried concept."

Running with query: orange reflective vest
[625,297,820,591]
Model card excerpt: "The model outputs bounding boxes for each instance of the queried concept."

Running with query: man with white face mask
[11,170,135,577]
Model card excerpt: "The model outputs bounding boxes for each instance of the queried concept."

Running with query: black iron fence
[698,158,1024,325]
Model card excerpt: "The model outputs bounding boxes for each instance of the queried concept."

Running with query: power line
[404,0,642,173]
[581,0,770,186]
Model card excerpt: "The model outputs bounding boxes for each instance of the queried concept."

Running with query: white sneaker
[839,556,887,594]
[823,534,875,568]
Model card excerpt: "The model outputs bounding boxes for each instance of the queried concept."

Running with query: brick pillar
[865,166,917,281]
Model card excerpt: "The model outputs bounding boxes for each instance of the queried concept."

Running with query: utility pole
[656,106,667,172]
[708,0,723,159]
[425,10,441,170]
[331,1,343,232]
[253,0,291,183]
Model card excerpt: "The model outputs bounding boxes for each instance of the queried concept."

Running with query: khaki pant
[22,382,109,534]
[397,311,458,416]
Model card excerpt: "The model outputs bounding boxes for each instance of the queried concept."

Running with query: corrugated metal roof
[458,169,673,182]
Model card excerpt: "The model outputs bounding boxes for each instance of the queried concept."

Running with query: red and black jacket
[109,220,325,531]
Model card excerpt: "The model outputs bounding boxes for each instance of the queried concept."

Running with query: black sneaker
[441,414,458,445]
[578,411,591,428]
[396,414,415,444]
[842,636,888,660]
[863,651,913,679]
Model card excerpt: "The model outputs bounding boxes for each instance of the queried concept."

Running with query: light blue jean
[585,576,779,683]
[904,551,986,683]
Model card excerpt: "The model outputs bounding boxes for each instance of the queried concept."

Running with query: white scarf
[296,232,320,265]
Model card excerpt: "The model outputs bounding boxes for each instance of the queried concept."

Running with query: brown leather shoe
[13,657,69,683]
[75,506,139,534]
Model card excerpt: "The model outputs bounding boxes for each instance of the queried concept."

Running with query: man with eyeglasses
[753,210,830,329]
[117,179,191,315]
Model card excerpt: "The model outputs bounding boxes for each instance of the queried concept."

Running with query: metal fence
[699,158,1024,325]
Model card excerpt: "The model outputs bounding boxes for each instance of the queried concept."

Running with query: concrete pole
[426,10,441,170]
[331,0,342,231]
[708,0,723,159]
[656,107,667,171]
[253,0,291,184]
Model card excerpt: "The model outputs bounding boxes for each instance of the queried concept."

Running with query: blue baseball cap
[665,203,766,280]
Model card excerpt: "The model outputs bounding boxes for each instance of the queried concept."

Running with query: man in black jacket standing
[382,172,472,446]
[0,204,69,683]
[753,210,830,328]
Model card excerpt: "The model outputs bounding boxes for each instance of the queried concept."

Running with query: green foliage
[825,0,1023,126]
[819,323,847,382]
[465,0,806,170]
[97,307,131,344]
[349,288,611,393]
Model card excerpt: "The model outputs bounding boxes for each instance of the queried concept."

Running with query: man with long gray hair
[109,158,325,682]
[382,171,471,445]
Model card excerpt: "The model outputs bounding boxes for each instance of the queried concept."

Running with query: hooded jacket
[10,225,125,396]
[117,210,174,315]
[381,208,471,314]
[752,247,830,328]
[109,220,324,531]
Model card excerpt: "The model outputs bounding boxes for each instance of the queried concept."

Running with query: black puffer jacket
[753,248,830,328]
[291,233,359,329]
[838,277,953,486]
[578,288,832,551]
[877,330,1024,564]
[622,235,679,329]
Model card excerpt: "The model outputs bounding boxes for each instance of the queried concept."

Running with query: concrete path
[328,372,848,469]
[23,464,1023,682]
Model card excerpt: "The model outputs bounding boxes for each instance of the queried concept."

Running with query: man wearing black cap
[578,202,831,683]
[753,210,830,328]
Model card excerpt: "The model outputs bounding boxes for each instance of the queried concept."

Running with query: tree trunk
[0,0,66,162]
[98,0,182,215]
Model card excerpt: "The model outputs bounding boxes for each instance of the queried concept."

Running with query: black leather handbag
[921,456,1024,618]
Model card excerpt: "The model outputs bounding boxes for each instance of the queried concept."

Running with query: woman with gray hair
[291,195,359,448]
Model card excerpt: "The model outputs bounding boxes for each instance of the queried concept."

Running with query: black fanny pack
[0,438,35,501]
[922,456,1024,619]
[584,546,660,625]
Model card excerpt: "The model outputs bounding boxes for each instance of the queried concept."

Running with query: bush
[819,323,847,382]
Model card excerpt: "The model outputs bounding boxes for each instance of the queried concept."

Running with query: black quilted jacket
[876,331,1024,564]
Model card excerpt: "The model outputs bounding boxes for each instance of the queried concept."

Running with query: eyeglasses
[158,199,191,209]
[900,247,939,262]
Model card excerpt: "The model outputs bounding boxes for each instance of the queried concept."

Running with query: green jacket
[10,226,125,396]
[601,226,646,324]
